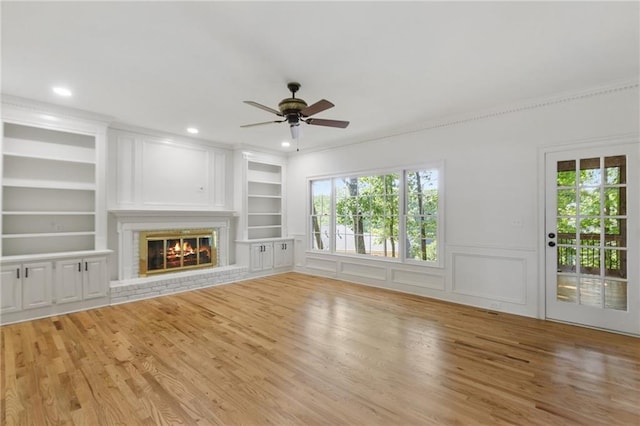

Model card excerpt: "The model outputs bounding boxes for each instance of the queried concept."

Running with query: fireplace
[139,229,218,276]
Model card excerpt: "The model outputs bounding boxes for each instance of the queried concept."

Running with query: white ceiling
[2,1,638,152]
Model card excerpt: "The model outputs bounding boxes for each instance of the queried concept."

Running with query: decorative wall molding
[295,78,640,155]
[451,253,527,304]
[2,94,113,125]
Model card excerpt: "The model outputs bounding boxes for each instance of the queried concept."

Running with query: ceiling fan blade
[300,99,334,117]
[305,118,350,128]
[243,101,283,116]
[240,120,285,128]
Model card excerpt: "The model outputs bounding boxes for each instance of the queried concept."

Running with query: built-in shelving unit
[245,159,283,240]
[0,98,112,325]
[2,123,98,256]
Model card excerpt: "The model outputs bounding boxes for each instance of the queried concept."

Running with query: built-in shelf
[3,231,96,239]
[3,178,96,191]
[2,121,100,257]
[243,157,284,240]
[2,211,95,216]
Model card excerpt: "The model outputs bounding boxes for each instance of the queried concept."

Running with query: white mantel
[111,210,236,280]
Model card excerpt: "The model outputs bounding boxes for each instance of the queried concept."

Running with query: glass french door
[545,144,639,335]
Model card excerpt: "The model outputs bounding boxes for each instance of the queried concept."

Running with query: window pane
[579,277,602,307]
[580,247,600,274]
[557,160,576,186]
[605,155,626,185]
[604,249,626,279]
[557,246,576,273]
[557,275,577,303]
[579,188,600,216]
[557,189,577,216]
[405,168,439,263]
[604,280,627,311]
[604,187,626,216]
[579,157,601,186]
[579,217,600,236]
[557,217,577,233]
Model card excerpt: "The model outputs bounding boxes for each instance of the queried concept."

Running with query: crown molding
[1,93,114,125]
[109,121,235,151]
[294,77,640,156]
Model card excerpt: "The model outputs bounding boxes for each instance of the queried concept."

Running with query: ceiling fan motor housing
[279,98,308,117]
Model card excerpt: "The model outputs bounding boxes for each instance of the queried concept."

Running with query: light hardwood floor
[1,272,639,425]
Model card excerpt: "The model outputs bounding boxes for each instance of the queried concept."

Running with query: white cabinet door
[55,259,83,304]
[262,243,273,270]
[250,243,274,271]
[1,264,22,313]
[22,262,52,310]
[273,241,293,268]
[250,244,263,271]
[83,257,108,300]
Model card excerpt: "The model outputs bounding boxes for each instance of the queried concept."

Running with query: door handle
[548,241,556,247]
[548,232,556,238]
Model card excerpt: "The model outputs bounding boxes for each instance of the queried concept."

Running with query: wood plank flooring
[2,272,639,425]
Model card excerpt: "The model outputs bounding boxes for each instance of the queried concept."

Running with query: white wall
[286,82,640,318]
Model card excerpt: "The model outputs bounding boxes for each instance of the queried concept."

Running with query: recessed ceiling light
[187,127,199,134]
[52,86,72,97]
[281,141,291,147]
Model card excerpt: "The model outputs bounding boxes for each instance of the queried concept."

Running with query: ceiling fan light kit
[242,82,349,147]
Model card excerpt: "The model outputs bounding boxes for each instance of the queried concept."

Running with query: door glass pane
[557,246,576,272]
[604,218,625,247]
[579,217,600,237]
[579,276,602,307]
[579,188,600,216]
[605,280,627,310]
[580,157,601,185]
[604,249,627,278]
[605,155,626,184]
[557,160,576,186]
[557,275,577,302]
[553,153,629,315]
[557,189,577,215]
[604,187,626,215]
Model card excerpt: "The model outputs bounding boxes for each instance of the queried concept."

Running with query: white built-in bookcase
[234,151,286,241]
[2,123,98,255]
[1,99,110,256]
[1,98,112,324]
[246,160,283,240]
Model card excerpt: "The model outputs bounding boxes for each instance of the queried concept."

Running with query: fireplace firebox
[139,229,218,276]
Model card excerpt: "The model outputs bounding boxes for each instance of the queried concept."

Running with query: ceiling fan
[241,82,349,140]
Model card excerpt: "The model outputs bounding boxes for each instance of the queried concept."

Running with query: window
[335,174,399,257]
[310,179,331,251]
[309,164,443,265]
[405,169,439,262]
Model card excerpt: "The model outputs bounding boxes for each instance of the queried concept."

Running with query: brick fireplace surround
[109,211,247,304]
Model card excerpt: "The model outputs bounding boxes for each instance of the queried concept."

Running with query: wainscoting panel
[339,261,387,283]
[449,247,531,305]
[305,256,338,274]
[391,268,445,290]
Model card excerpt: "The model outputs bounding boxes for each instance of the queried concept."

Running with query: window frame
[308,161,444,267]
